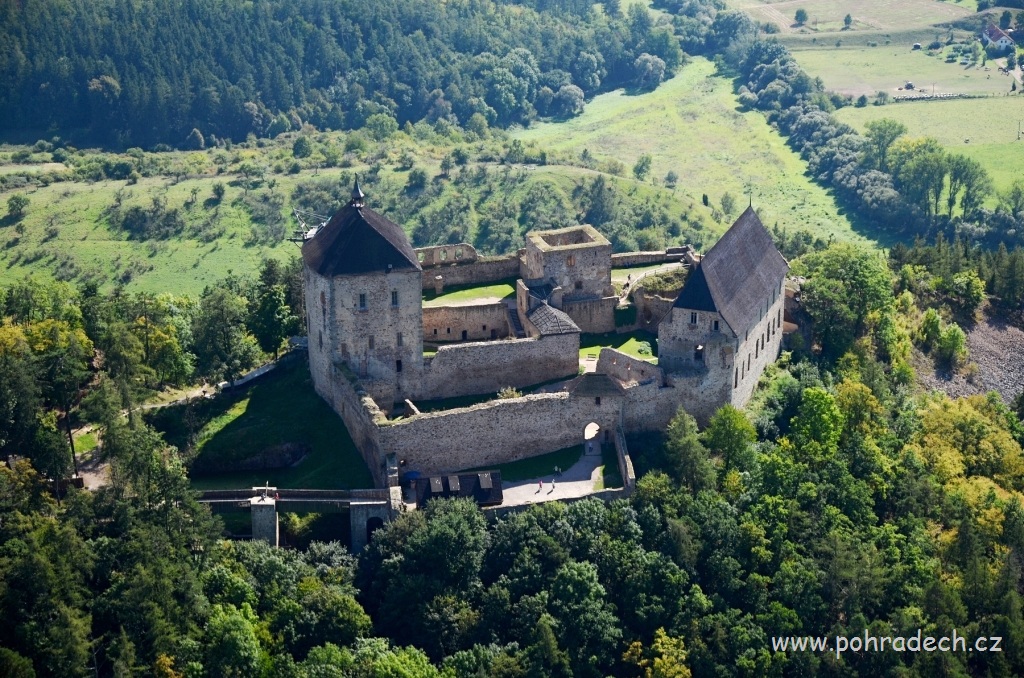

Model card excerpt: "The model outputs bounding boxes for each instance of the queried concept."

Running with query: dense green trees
[1,0,679,146]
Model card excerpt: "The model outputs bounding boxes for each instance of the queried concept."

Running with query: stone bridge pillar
[250,487,279,547]
[349,498,395,553]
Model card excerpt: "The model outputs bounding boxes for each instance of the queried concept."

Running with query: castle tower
[302,181,423,409]
[659,207,788,411]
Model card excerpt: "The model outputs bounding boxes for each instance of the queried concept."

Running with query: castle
[303,183,788,489]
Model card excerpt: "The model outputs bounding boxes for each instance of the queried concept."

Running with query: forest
[6,0,1024,675]
[0,0,681,147]
[4,237,1024,676]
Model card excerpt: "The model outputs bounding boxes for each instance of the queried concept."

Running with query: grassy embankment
[147,359,373,490]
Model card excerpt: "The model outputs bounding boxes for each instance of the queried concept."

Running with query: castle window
[778,308,782,325]
[747,354,751,370]
[368,336,375,350]
[455,247,463,259]
[567,254,576,266]
[319,330,323,351]
[734,367,738,388]
[433,329,438,335]
[595,397,601,406]
[359,293,367,310]
[417,251,425,262]
[397,332,403,347]
[446,328,451,334]
[755,341,758,359]
[440,249,448,260]
[391,290,399,307]
[396,359,403,372]
[690,312,697,325]
[574,281,583,290]
[713,320,719,332]
[482,325,487,331]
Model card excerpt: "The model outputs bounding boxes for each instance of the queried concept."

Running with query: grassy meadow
[792,45,1020,97]
[730,0,972,37]
[514,57,865,245]
[835,97,1024,196]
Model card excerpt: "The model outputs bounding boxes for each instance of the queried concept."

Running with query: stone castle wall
[631,291,675,331]
[563,296,618,334]
[416,243,479,267]
[419,332,579,401]
[378,391,622,475]
[611,252,673,268]
[731,282,786,408]
[420,255,521,290]
[423,303,510,342]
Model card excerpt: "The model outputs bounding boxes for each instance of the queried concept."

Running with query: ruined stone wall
[420,254,520,290]
[378,392,622,475]
[563,296,617,334]
[611,252,672,268]
[731,281,786,409]
[418,332,579,400]
[415,243,478,267]
[631,291,675,332]
[423,303,509,342]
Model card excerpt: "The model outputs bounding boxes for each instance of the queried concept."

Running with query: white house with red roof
[983,23,1015,52]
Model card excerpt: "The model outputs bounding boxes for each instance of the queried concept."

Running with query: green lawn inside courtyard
[579,330,658,363]
[422,279,516,307]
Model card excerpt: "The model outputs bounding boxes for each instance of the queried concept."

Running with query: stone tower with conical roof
[302,181,424,411]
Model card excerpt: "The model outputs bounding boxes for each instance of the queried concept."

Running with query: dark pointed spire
[351,176,365,206]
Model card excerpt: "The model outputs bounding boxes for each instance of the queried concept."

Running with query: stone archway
[584,422,602,456]
[366,516,385,546]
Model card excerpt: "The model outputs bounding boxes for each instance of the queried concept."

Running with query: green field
[422,279,516,307]
[147,360,374,490]
[579,330,658,363]
[730,0,972,37]
[515,57,866,245]
[792,46,1019,97]
[835,97,1024,196]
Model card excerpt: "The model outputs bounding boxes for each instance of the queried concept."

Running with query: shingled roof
[526,303,580,336]
[302,196,420,277]
[673,207,787,334]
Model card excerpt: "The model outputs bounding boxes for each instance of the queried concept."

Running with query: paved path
[499,443,606,507]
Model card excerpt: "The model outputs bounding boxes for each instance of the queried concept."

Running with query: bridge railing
[197,488,390,502]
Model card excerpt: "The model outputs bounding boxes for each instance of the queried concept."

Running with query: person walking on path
[538,480,543,493]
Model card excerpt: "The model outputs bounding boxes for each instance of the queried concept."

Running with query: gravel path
[916,313,1024,403]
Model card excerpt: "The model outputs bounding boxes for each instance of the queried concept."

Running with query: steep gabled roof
[673,207,788,334]
[526,303,580,335]
[302,200,421,277]
[984,23,1013,44]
